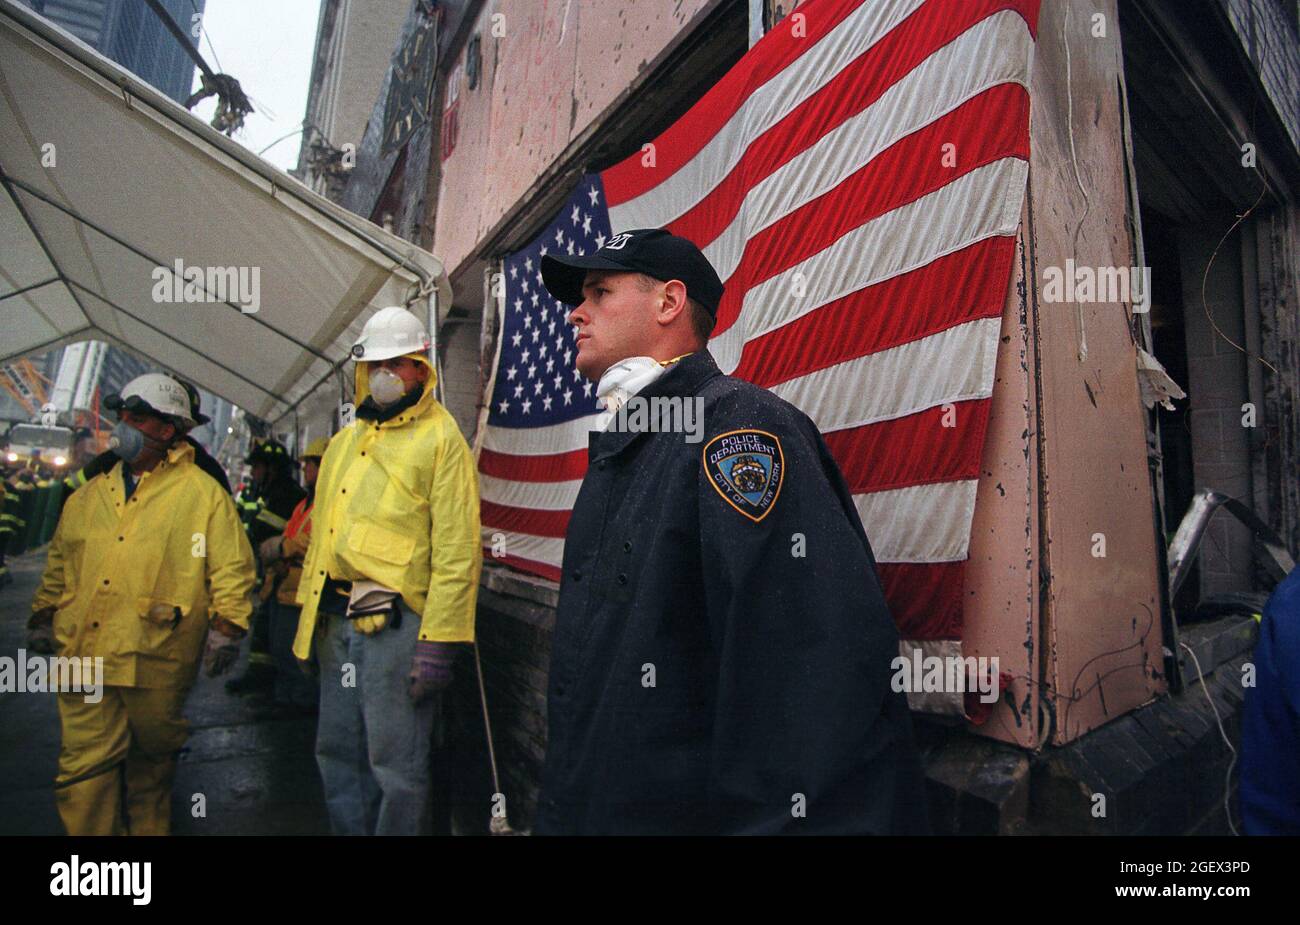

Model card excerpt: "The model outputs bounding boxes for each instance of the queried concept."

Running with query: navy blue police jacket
[534,350,930,835]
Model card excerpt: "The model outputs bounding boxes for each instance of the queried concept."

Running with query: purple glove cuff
[411,640,456,684]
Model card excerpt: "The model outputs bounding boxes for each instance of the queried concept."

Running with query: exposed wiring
[1199,181,1278,376]
[1062,4,1091,363]
[1179,641,1240,836]
[188,0,223,75]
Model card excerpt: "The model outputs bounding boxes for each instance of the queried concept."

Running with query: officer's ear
[655,279,689,328]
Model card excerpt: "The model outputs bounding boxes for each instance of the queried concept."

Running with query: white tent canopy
[0,0,450,424]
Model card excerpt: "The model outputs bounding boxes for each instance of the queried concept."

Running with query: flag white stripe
[607,0,924,230]
[769,317,1001,434]
[484,314,1001,466]
[695,12,1034,285]
[711,157,1026,373]
[481,412,600,456]
[482,529,566,569]
[483,480,977,565]
[481,473,584,510]
[854,479,978,563]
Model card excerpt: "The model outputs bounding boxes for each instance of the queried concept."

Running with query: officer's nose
[567,303,589,328]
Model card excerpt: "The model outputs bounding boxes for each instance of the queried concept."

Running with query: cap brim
[541,253,632,305]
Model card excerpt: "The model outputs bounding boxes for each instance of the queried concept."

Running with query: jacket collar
[588,350,722,462]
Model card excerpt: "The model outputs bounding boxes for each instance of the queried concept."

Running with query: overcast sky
[187,0,323,172]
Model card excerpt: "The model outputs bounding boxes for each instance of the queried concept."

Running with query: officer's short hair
[633,273,715,343]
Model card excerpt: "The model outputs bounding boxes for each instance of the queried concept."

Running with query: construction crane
[0,358,51,419]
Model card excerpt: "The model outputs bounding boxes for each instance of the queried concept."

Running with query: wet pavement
[0,545,329,835]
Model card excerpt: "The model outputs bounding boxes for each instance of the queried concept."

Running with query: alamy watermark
[891,649,1000,705]
[151,258,260,313]
[0,650,103,703]
[50,855,150,905]
[1041,260,1151,313]
[606,395,705,444]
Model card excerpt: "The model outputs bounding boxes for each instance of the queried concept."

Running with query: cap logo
[603,232,633,251]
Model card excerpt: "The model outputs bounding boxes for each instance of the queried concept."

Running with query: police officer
[535,228,929,835]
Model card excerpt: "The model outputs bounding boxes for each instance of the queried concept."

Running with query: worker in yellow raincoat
[294,306,481,835]
[27,373,256,835]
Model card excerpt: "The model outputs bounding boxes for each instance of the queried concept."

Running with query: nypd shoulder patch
[703,429,785,523]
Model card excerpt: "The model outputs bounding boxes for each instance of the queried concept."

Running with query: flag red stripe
[706,82,1029,336]
[479,446,589,482]
[878,560,966,639]
[827,399,991,494]
[481,500,572,539]
[734,237,1015,388]
[666,2,1036,253]
[601,0,865,207]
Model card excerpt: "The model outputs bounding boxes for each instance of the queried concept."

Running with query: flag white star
[555,228,564,247]
[564,348,572,365]
[573,367,582,381]
[546,358,555,373]
[588,185,599,206]
[509,264,518,279]
[539,245,548,257]
[521,277,529,293]
[582,214,592,235]
[553,373,562,389]
[539,344,548,358]
[522,399,532,414]
[594,231,606,248]
[513,383,523,398]
[523,314,532,329]
[542,395,553,411]
[506,366,517,381]
[566,238,575,255]
[498,399,509,413]
[513,297,522,313]
[530,292,539,307]
[521,349,531,364]
[527,363,537,379]
[534,380,543,396]
[524,256,533,272]
[570,204,580,225]
[563,388,573,405]
[582,381,593,397]
[531,328,540,343]
[511,332,522,347]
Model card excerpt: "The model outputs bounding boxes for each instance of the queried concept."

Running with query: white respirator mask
[368,367,408,408]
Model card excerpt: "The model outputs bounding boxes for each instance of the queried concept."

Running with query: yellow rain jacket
[32,440,257,689]
[293,356,481,659]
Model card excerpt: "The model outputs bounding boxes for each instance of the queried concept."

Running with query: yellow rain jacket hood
[294,354,481,659]
[32,440,257,689]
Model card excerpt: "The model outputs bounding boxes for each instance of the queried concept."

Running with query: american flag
[479,0,1040,687]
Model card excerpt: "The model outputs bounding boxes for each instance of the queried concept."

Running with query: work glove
[27,606,57,655]
[258,535,284,566]
[203,616,246,678]
[409,641,456,704]
[352,612,388,635]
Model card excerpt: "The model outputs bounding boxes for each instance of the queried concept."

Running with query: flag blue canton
[487,174,611,428]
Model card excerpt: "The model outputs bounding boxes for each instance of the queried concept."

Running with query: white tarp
[0,0,450,423]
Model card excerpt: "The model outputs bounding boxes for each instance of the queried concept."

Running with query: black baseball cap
[541,228,725,316]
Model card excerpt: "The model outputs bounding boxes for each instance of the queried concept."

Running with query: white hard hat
[350,306,431,362]
[105,373,197,427]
